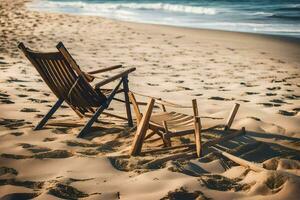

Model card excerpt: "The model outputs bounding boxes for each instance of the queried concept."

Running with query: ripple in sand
[0,118,31,129]
[0,166,18,177]
[48,183,88,199]
[0,179,44,190]
[161,187,209,200]
[200,174,250,192]
[0,193,40,200]
[1,150,73,160]
[65,140,99,148]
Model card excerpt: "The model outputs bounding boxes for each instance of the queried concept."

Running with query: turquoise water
[29,0,300,37]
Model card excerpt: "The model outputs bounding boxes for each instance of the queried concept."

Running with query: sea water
[28,0,300,37]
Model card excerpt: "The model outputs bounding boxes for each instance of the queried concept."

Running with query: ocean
[28,0,300,37]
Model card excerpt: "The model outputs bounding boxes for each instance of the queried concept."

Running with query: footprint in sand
[278,110,297,116]
[0,118,31,129]
[10,131,24,136]
[147,83,159,86]
[0,92,14,104]
[0,193,40,199]
[208,96,232,101]
[270,99,288,104]
[267,87,281,91]
[28,98,49,103]
[0,166,18,177]
[43,137,57,142]
[1,150,73,160]
[245,92,260,95]
[65,140,99,148]
[17,94,28,97]
[283,94,300,100]
[20,108,39,112]
[240,82,258,87]
[257,103,281,107]
[18,143,51,153]
[48,183,89,199]
[200,174,249,192]
[6,77,29,83]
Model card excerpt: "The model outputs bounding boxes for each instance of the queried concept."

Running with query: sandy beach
[0,0,300,199]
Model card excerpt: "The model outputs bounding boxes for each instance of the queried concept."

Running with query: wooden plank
[130,98,155,156]
[212,146,264,172]
[95,68,136,88]
[88,65,122,74]
[225,103,240,130]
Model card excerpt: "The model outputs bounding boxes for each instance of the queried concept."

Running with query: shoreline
[27,0,300,41]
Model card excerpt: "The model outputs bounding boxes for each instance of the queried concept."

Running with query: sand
[0,0,299,199]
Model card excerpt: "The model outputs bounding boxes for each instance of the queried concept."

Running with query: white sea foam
[27,0,300,37]
[34,1,217,15]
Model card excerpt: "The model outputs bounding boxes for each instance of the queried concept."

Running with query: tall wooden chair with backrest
[18,42,135,138]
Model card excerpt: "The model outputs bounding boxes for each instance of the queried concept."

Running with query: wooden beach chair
[128,92,242,157]
[18,42,135,138]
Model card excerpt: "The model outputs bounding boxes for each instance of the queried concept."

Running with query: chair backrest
[18,42,107,115]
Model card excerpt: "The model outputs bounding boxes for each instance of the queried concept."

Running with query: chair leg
[78,78,124,138]
[224,103,240,131]
[194,116,202,157]
[34,98,64,130]
[130,98,155,156]
[77,104,106,138]
[123,76,133,127]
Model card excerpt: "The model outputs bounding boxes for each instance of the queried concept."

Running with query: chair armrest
[94,67,136,88]
[88,65,122,75]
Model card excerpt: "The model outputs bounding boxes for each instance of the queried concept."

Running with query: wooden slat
[95,68,136,88]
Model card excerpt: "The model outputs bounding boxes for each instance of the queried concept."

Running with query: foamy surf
[28,0,300,37]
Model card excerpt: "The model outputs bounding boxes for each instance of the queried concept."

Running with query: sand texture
[0,0,300,199]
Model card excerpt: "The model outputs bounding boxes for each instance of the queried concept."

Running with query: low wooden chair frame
[128,92,202,157]
[128,92,241,157]
[18,42,135,138]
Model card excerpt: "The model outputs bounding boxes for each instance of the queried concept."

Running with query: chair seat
[150,111,195,134]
